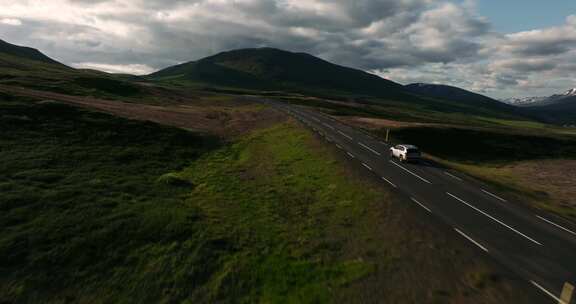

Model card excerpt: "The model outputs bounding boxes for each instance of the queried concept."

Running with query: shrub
[157,173,194,188]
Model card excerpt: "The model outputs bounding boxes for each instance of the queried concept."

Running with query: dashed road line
[347,152,355,159]
[446,192,542,246]
[454,228,488,252]
[411,197,431,213]
[381,177,397,188]
[359,142,381,156]
[537,215,576,236]
[322,123,335,130]
[444,171,462,181]
[337,130,353,140]
[530,281,567,304]
[389,161,432,184]
[336,144,343,149]
[481,189,507,202]
[362,163,373,171]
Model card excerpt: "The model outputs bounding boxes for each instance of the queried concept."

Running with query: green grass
[0,96,220,302]
[0,96,382,303]
[173,123,384,302]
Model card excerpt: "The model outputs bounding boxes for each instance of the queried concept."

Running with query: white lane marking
[444,171,463,181]
[336,144,343,149]
[358,142,381,156]
[389,161,432,184]
[537,215,576,236]
[322,123,335,130]
[347,152,356,158]
[311,117,321,122]
[411,197,432,213]
[446,192,542,246]
[381,177,397,188]
[362,163,373,171]
[454,228,488,252]
[337,130,353,140]
[530,281,567,304]
[481,189,508,202]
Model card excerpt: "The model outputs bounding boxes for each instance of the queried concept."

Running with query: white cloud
[0,18,22,26]
[72,62,155,75]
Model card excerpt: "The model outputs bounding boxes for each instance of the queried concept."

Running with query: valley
[0,38,574,303]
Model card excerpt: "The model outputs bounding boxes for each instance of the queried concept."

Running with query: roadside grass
[175,122,384,302]
[275,95,538,128]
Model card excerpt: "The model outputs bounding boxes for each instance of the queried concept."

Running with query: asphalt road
[269,101,576,303]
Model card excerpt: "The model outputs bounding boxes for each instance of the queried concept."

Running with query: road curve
[268,100,576,303]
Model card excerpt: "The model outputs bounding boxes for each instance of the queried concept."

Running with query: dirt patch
[0,85,286,138]
[509,159,576,209]
[335,116,443,130]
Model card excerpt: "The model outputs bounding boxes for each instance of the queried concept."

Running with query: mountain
[0,39,142,99]
[405,83,518,113]
[502,88,576,107]
[523,94,576,124]
[501,96,547,106]
[502,88,576,124]
[0,39,67,67]
[148,47,406,98]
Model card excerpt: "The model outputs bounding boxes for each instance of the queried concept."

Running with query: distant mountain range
[502,88,576,107]
[404,83,517,113]
[1,38,572,123]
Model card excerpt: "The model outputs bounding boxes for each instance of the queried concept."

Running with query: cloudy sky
[0,0,575,99]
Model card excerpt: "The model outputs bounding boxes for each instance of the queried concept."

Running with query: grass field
[0,95,541,303]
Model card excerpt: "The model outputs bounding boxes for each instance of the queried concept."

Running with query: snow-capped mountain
[502,88,576,106]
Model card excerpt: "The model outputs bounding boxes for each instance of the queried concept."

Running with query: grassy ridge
[0,52,144,101]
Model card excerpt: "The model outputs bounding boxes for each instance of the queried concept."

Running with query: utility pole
[385,129,390,143]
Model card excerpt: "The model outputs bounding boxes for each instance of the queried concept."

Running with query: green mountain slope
[0,39,67,67]
[524,96,576,124]
[149,48,539,123]
[0,39,142,99]
[148,47,406,98]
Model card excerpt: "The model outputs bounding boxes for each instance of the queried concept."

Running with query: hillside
[148,47,406,98]
[0,39,67,67]
[503,88,576,107]
[405,83,520,113]
[0,39,146,100]
[149,48,542,124]
[524,96,576,124]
